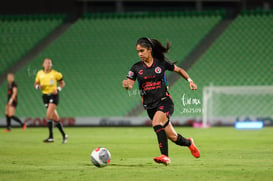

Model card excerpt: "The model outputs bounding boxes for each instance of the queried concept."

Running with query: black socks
[11,116,24,126]
[153,125,191,157]
[6,115,24,129]
[55,121,66,137]
[174,134,191,147]
[153,125,168,156]
[47,120,66,138]
[6,115,11,130]
[47,120,54,138]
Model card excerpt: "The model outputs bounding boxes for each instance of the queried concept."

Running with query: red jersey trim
[142,59,156,68]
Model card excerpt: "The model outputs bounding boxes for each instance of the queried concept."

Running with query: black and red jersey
[127,59,175,109]
[8,81,17,102]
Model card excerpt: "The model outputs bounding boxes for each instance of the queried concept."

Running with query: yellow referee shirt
[35,69,63,94]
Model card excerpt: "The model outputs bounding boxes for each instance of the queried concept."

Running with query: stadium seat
[0,14,65,75]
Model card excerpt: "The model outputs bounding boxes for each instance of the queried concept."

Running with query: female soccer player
[34,58,68,143]
[122,37,200,165]
[3,73,26,132]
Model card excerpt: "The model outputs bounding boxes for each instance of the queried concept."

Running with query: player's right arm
[34,82,40,90]
[123,67,137,90]
[34,71,41,90]
[122,79,135,90]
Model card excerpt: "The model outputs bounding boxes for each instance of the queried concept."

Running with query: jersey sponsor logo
[155,67,162,74]
[142,81,161,91]
[144,75,155,80]
[138,69,143,75]
[128,71,134,78]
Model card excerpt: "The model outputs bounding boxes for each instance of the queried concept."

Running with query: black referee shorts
[42,94,59,108]
[147,96,174,121]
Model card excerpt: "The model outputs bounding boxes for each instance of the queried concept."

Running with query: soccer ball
[90,147,111,167]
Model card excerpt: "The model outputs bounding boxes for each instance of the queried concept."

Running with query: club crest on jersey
[155,67,162,74]
[128,71,134,78]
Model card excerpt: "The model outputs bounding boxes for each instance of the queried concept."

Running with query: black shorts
[42,94,59,108]
[147,96,174,120]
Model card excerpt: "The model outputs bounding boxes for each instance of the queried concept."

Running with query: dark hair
[136,37,171,62]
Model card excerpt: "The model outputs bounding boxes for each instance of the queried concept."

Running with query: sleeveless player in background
[34,58,68,143]
[3,73,26,132]
[122,37,200,165]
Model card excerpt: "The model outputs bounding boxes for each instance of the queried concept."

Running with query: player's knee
[46,113,53,120]
[53,114,59,122]
[8,114,13,117]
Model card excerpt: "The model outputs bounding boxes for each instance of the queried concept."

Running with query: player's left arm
[58,80,65,90]
[8,87,18,105]
[173,65,197,90]
[53,71,65,94]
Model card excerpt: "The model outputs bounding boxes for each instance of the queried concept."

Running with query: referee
[34,58,68,143]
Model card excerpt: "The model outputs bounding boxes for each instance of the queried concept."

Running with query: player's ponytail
[136,37,171,62]
[150,39,170,62]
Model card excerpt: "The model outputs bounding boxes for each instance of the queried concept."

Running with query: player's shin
[6,115,11,130]
[47,120,54,138]
[174,134,191,147]
[153,125,168,156]
[55,121,65,137]
[11,116,23,126]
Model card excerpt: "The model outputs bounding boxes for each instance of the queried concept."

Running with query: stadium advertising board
[0,116,272,127]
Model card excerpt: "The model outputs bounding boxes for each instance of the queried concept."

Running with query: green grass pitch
[1,127,273,181]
